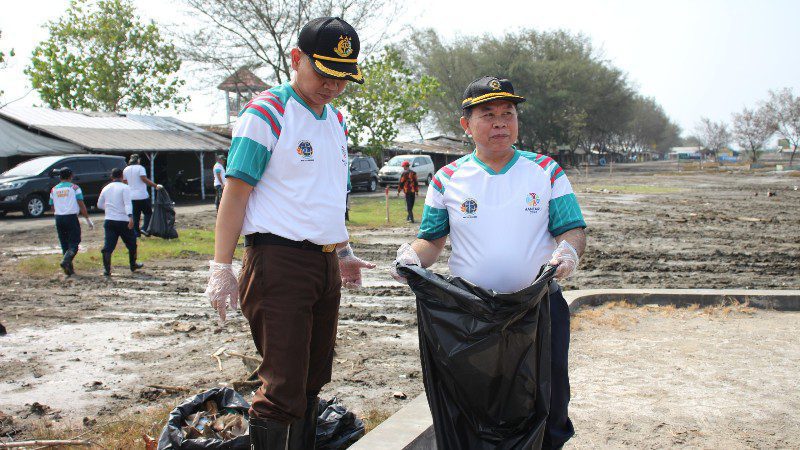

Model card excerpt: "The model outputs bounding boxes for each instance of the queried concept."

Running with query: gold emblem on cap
[489,79,501,90]
[334,35,353,58]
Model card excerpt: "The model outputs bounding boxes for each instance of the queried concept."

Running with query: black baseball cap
[58,167,73,179]
[298,17,363,84]
[461,76,526,110]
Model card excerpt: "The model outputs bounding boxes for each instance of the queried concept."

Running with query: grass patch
[585,184,684,194]
[17,228,243,276]
[360,408,392,433]
[348,195,425,228]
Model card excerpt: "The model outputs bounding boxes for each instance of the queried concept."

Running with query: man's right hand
[205,261,239,321]
[390,243,421,283]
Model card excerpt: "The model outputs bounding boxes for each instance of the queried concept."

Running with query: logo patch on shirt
[460,198,478,218]
[297,140,314,161]
[525,192,541,214]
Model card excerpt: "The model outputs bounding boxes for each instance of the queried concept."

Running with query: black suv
[0,154,126,218]
[348,155,379,192]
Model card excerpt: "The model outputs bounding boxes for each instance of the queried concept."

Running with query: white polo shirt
[213,162,226,187]
[97,181,133,222]
[49,182,83,216]
[418,150,586,293]
[123,164,149,200]
[226,83,351,244]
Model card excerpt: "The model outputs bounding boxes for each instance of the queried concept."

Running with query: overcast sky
[1,0,798,137]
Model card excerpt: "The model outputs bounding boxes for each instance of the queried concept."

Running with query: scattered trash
[767,190,777,197]
[28,402,52,416]
[316,398,365,450]
[157,387,250,449]
[392,391,407,400]
[399,264,555,449]
[83,416,97,427]
[171,322,197,333]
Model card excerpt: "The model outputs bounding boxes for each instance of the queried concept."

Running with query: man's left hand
[338,244,376,288]
[549,240,579,280]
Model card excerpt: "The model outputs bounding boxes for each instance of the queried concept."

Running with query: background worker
[97,168,142,276]
[205,17,374,449]
[213,154,227,211]
[397,160,419,223]
[49,167,93,276]
[392,76,587,450]
[122,154,162,237]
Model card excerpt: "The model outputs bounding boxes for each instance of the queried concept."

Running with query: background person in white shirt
[122,154,162,237]
[97,168,143,276]
[213,154,227,211]
[49,167,93,276]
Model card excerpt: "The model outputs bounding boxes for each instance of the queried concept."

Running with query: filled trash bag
[315,397,365,449]
[157,387,250,450]
[398,264,555,450]
[149,188,178,239]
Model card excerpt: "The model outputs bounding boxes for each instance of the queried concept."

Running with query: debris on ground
[158,387,250,450]
[183,399,248,441]
[392,391,407,400]
[316,397,366,450]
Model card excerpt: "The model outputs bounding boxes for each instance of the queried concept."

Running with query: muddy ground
[1,161,798,447]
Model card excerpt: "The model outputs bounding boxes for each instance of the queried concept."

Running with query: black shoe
[249,417,288,450]
[61,250,76,276]
[288,396,318,450]
[129,251,143,272]
[102,252,112,277]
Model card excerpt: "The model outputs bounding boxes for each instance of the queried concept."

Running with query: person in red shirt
[397,160,419,223]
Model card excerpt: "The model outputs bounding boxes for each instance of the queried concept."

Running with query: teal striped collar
[287,83,328,120]
[471,149,520,175]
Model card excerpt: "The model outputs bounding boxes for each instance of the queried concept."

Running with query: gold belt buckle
[321,244,336,253]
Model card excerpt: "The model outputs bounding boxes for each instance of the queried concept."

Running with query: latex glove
[205,260,239,321]
[84,217,94,229]
[549,240,580,280]
[390,243,421,283]
[156,184,164,190]
[338,244,376,288]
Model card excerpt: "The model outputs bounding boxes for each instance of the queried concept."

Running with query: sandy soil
[0,161,798,446]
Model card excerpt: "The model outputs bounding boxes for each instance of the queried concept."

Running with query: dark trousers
[101,220,137,255]
[55,214,81,255]
[238,244,341,423]
[214,185,223,211]
[543,286,575,449]
[405,192,416,222]
[132,198,152,237]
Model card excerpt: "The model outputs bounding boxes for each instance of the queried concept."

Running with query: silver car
[378,155,435,186]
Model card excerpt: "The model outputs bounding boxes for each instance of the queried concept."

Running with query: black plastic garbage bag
[315,397,366,449]
[158,387,250,450]
[398,264,555,450]
[149,189,178,239]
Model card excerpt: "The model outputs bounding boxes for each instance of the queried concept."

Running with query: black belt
[244,233,336,253]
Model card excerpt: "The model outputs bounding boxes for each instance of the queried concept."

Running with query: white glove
[204,261,239,321]
[549,240,579,280]
[156,184,164,190]
[84,217,94,229]
[390,243,421,283]
[338,244,376,288]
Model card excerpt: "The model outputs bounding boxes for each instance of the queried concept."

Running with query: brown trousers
[239,244,341,423]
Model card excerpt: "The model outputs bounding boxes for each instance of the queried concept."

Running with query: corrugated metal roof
[0,118,84,157]
[0,105,230,152]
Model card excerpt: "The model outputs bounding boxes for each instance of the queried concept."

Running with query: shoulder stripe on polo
[244,104,281,139]
[432,176,444,193]
[551,166,564,185]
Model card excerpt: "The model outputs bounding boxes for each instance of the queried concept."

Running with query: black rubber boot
[60,250,75,276]
[129,251,143,272]
[288,396,318,450]
[102,252,112,277]
[249,417,289,450]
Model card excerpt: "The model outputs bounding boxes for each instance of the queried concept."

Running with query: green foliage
[0,30,15,97]
[337,47,439,157]
[26,0,187,112]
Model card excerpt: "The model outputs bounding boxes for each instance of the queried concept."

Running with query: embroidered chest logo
[460,198,478,218]
[525,192,541,214]
[334,35,353,58]
[297,140,314,161]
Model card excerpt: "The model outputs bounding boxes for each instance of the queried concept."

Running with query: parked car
[348,155,379,192]
[378,154,435,187]
[0,154,126,218]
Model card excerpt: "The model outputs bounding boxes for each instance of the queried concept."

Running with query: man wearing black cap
[49,167,93,276]
[391,76,588,449]
[205,17,373,449]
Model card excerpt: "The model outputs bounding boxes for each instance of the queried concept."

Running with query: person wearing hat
[204,17,373,449]
[397,160,419,222]
[97,168,143,276]
[122,154,162,238]
[49,167,93,276]
[213,154,227,211]
[390,76,587,449]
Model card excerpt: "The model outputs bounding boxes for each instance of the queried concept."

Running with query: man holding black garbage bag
[392,76,587,449]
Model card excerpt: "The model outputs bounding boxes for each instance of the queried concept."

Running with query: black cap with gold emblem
[461,76,526,110]
[298,17,364,84]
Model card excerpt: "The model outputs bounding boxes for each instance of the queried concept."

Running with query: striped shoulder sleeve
[72,183,84,200]
[430,154,470,195]
[227,88,287,186]
[329,105,349,138]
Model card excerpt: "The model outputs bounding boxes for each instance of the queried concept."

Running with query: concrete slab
[351,288,800,449]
